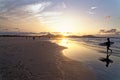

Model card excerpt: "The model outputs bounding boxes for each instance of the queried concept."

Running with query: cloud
[91,7,97,10]
[40,12,63,16]
[88,6,98,15]
[25,2,52,14]
[88,11,95,15]
[0,1,52,19]
[105,16,111,19]
[39,11,62,26]
[53,2,66,8]
[0,0,66,31]
[0,0,64,20]
[62,2,67,8]
[99,29,120,34]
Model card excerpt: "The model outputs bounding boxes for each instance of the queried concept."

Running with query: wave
[70,37,120,57]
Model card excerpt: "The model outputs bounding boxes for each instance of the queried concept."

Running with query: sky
[0,0,120,35]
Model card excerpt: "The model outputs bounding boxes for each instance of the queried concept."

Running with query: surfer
[106,38,112,53]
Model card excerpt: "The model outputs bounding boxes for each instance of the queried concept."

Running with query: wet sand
[0,37,96,80]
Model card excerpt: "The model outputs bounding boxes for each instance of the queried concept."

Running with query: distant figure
[106,38,112,53]
[33,37,35,40]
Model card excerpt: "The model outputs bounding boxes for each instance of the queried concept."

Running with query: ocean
[73,38,120,56]
[52,37,120,80]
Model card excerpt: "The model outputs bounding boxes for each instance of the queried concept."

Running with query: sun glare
[58,38,69,47]
[60,32,70,36]
[57,24,74,32]
[45,15,78,33]
[56,15,78,33]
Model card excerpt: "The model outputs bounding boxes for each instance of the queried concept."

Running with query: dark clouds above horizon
[0,0,120,33]
[99,29,120,34]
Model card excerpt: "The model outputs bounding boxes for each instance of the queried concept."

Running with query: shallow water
[52,38,120,80]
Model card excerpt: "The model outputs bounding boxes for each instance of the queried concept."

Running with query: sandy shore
[0,37,96,80]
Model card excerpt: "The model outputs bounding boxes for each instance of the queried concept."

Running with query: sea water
[52,37,120,80]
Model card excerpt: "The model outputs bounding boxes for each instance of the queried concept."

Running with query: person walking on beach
[106,38,112,53]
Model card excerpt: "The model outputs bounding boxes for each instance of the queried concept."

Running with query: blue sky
[0,0,120,34]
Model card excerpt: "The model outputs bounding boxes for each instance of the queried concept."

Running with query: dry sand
[0,37,96,80]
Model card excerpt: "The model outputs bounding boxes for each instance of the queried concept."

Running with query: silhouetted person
[33,37,35,40]
[99,38,113,67]
[106,38,112,53]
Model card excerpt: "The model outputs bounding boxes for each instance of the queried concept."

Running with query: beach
[0,37,96,80]
[0,0,120,80]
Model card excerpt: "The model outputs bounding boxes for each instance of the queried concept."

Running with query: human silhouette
[106,38,112,53]
[33,37,35,40]
[99,38,114,67]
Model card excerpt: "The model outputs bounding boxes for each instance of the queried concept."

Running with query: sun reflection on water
[52,38,103,62]
[53,38,102,62]
[57,38,69,47]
